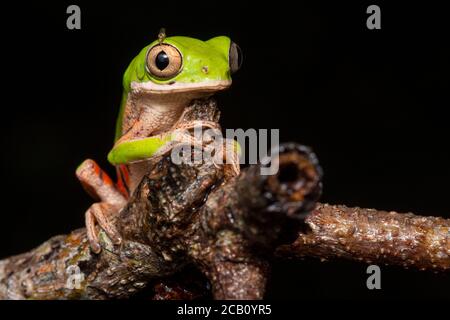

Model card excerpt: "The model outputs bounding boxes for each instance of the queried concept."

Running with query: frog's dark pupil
[155,51,169,70]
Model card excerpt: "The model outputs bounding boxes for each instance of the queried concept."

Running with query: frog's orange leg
[115,165,131,198]
[76,159,127,253]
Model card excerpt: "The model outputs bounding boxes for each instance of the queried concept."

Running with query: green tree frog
[76,32,243,253]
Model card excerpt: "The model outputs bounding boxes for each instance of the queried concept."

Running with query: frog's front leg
[108,124,241,178]
[76,159,127,253]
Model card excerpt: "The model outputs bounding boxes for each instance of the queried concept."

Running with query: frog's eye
[146,44,183,79]
[229,42,243,74]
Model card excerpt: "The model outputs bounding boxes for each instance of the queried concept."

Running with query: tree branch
[276,203,450,271]
[0,99,323,300]
[0,98,448,300]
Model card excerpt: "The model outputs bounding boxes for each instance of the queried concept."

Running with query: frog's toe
[84,202,123,253]
[86,209,102,254]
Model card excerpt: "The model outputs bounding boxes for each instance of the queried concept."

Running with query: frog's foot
[76,159,127,253]
[151,130,240,179]
[85,202,123,253]
[149,130,207,159]
[219,138,241,178]
[172,119,240,177]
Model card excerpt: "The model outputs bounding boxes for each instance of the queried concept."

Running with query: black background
[1,1,449,299]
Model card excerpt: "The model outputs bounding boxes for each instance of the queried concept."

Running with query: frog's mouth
[130,80,232,95]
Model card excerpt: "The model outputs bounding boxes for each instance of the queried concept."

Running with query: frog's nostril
[202,66,209,74]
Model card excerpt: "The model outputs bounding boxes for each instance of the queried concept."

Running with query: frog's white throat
[128,80,230,134]
[130,79,231,95]
[129,80,231,115]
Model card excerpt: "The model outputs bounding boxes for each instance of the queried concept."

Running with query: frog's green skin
[76,36,237,253]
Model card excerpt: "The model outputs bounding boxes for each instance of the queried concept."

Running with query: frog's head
[123,36,242,96]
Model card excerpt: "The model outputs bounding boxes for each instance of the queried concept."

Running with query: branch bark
[0,144,322,300]
[276,203,450,271]
[0,99,323,300]
[0,99,448,300]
